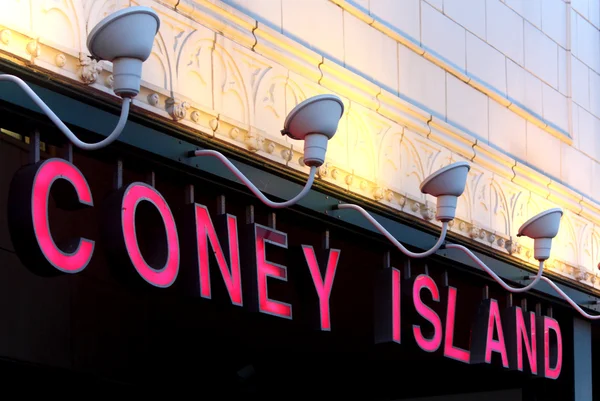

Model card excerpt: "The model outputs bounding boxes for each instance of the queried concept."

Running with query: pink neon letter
[392,268,401,343]
[543,316,563,379]
[484,300,509,368]
[374,267,401,344]
[254,225,292,319]
[515,307,537,374]
[32,159,94,273]
[121,183,179,288]
[195,205,242,305]
[443,287,470,363]
[412,275,442,353]
[302,246,341,331]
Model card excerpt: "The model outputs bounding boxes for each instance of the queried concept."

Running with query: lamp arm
[527,276,600,319]
[1,75,131,150]
[445,243,544,293]
[192,149,317,209]
[335,203,448,258]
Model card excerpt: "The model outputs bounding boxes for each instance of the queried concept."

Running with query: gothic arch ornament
[376,125,403,193]
[146,32,171,91]
[399,133,426,200]
[35,0,87,53]
[284,78,308,114]
[490,179,511,237]
[176,32,214,105]
[347,110,376,181]
[212,40,250,126]
[579,223,595,271]
[253,67,288,138]
[466,167,491,228]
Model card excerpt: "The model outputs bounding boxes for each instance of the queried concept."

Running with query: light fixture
[334,162,565,294]
[6,4,597,320]
[445,208,563,293]
[188,94,344,209]
[419,161,470,222]
[281,94,344,167]
[334,161,470,258]
[514,209,600,320]
[0,6,159,150]
[87,6,159,98]
[516,208,563,262]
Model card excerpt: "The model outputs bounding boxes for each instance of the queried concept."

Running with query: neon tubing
[192,149,317,209]
[1,74,131,150]
[335,203,448,258]
[446,243,544,293]
[528,275,600,319]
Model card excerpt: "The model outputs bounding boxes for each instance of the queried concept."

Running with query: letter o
[106,182,179,288]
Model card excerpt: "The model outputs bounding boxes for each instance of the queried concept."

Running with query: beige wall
[224,0,600,199]
[2,0,600,291]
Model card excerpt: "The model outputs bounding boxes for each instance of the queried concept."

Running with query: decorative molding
[0,0,597,290]
[54,53,66,68]
[0,29,11,46]
[166,97,190,121]
[78,53,101,85]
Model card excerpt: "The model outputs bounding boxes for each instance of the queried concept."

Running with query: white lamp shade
[517,208,563,240]
[87,6,160,62]
[282,94,344,141]
[419,161,471,197]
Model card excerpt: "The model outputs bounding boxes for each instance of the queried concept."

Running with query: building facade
[0,0,598,399]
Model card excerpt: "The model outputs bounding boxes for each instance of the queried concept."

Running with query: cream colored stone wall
[1,0,600,291]
[227,0,599,195]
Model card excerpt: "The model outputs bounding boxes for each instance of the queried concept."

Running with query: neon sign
[8,158,95,275]
[185,204,243,305]
[375,268,563,379]
[6,158,563,379]
[103,182,180,288]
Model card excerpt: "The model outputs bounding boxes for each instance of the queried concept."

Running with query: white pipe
[446,243,544,293]
[335,203,448,258]
[337,202,600,319]
[192,149,317,209]
[448,244,600,319]
[529,275,600,319]
[1,74,131,150]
